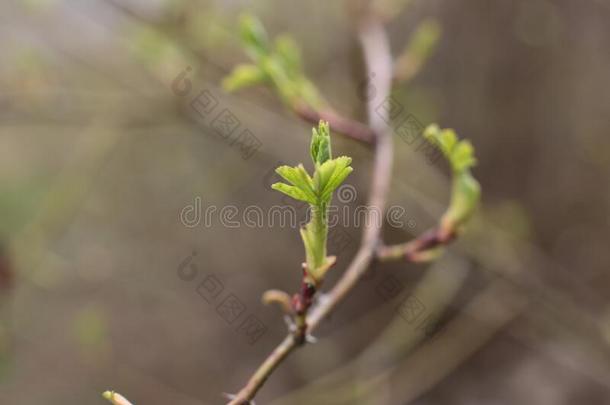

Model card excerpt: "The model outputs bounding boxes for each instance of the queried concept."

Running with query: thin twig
[103,0,376,148]
[376,226,457,262]
[226,14,394,405]
[294,104,376,145]
[306,14,394,331]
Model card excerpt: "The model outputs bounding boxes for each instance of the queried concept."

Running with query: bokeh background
[1,0,610,404]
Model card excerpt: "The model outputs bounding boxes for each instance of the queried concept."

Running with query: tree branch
[376,226,457,263]
[294,104,376,145]
[226,14,394,405]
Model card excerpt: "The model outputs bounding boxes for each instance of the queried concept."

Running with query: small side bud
[310,120,332,165]
[262,289,293,315]
[102,391,133,405]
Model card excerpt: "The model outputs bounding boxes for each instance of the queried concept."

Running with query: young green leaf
[443,172,480,230]
[222,64,267,92]
[275,165,316,202]
[271,183,316,204]
[320,156,353,202]
[395,18,442,83]
[452,140,477,172]
[424,125,477,173]
[407,19,441,62]
[239,14,270,61]
[424,124,481,233]
[274,35,302,75]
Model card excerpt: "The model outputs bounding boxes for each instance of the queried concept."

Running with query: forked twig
[226,14,394,405]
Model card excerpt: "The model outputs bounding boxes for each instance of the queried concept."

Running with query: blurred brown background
[1,0,609,404]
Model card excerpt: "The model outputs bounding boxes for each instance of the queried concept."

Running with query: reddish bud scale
[292,281,316,315]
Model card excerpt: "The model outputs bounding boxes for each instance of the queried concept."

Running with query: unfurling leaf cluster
[424,124,481,232]
[223,14,323,109]
[271,121,352,282]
